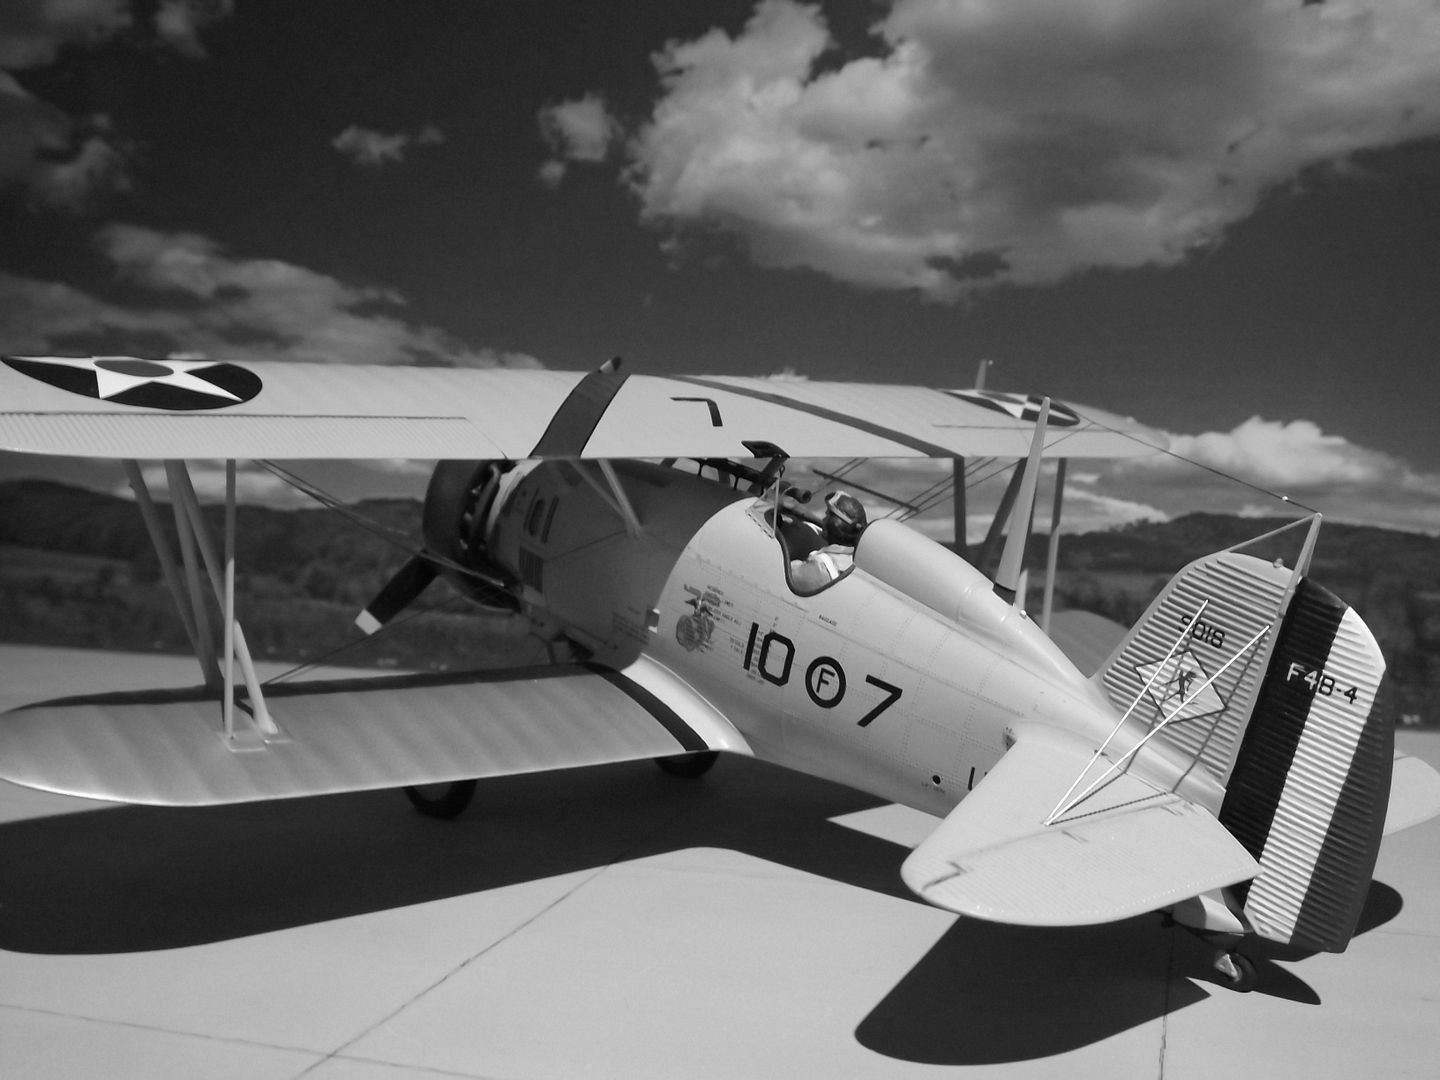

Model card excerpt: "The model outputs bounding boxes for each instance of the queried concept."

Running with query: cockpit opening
[761,485,868,596]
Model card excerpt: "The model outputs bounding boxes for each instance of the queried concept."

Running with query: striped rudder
[1219,578,1391,953]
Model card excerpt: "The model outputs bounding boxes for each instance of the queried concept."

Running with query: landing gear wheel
[403,780,477,819]
[655,751,719,778]
[1213,950,1257,992]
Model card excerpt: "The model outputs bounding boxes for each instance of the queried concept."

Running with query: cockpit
[750,482,867,596]
[662,449,868,597]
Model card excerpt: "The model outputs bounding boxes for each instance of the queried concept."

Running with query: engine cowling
[420,459,523,611]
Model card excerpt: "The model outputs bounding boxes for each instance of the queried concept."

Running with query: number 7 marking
[858,676,902,727]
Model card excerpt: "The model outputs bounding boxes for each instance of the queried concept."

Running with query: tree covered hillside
[2,479,1437,721]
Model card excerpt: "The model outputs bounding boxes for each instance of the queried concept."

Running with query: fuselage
[483,459,1130,817]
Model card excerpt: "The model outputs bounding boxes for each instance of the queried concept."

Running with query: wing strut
[146,459,280,747]
[1040,457,1066,633]
[123,460,220,690]
[993,397,1049,605]
[571,460,643,537]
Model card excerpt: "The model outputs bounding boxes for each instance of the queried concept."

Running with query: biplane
[2,352,1438,992]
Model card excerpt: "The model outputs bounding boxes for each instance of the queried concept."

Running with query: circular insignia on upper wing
[944,390,1081,427]
[2,355,262,411]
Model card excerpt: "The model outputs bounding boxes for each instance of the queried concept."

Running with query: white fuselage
[486,460,1129,818]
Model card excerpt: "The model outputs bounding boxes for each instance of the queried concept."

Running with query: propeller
[355,554,438,635]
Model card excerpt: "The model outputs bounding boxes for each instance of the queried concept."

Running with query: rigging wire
[250,460,522,684]
[255,460,510,587]
[1062,412,1322,516]
[260,587,484,686]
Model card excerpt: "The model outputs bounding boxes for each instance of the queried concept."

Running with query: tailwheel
[654,751,719,778]
[1213,950,1258,993]
[403,780,478,819]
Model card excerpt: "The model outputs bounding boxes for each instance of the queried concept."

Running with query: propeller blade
[356,555,438,635]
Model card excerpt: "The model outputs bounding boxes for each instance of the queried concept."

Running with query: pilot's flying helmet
[824,491,867,544]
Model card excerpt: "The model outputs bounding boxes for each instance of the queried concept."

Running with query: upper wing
[902,726,1259,926]
[0,355,1162,461]
[0,655,750,806]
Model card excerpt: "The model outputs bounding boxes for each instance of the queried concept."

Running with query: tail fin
[1093,547,1291,784]
[1218,577,1391,952]
[1092,531,1391,953]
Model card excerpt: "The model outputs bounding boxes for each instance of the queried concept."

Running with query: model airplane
[2,352,1438,993]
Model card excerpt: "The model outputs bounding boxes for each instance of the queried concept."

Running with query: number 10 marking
[742,621,903,726]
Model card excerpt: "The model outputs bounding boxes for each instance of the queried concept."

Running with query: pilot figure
[788,491,867,592]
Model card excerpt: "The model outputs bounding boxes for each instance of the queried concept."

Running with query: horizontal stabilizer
[0,656,749,806]
[1386,750,1440,836]
[902,728,1259,926]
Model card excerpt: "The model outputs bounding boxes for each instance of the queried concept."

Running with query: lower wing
[0,655,749,806]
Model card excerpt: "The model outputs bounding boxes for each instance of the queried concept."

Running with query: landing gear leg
[403,780,477,819]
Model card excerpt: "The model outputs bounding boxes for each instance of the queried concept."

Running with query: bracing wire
[250,461,521,684]
[1059,412,1322,516]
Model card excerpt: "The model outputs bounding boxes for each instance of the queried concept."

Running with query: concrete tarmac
[1,645,1437,1079]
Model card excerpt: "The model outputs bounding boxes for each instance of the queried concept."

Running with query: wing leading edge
[0,356,1163,461]
[0,655,750,806]
[902,726,1259,926]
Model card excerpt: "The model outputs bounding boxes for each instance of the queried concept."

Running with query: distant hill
[0,479,543,673]
[3,479,1437,722]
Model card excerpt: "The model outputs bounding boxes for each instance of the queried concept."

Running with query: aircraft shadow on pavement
[854,873,1404,1064]
[0,756,907,955]
[0,755,1404,1063]
[857,915,1210,1064]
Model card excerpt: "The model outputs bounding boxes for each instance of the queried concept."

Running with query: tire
[403,779,478,819]
[1216,951,1258,993]
[654,751,719,778]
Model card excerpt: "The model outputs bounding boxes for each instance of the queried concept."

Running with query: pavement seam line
[291,861,614,1079]
[294,794,707,1079]
[0,1001,320,1059]
[1157,928,1176,1080]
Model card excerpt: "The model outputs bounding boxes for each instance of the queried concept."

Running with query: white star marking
[1135,647,1227,722]
[15,355,242,402]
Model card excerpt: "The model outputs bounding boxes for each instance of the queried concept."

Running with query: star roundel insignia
[1134,647,1228,722]
[2,355,262,411]
[945,389,1081,427]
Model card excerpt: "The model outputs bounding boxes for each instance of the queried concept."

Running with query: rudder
[1219,577,1391,953]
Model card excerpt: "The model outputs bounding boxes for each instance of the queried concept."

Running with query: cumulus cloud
[537,93,620,187]
[154,0,235,60]
[1,0,234,209]
[0,63,132,210]
[777,411,1440,542]
[0,1,131,70]
[1162,416,1407,489]
[1104,415,1440,532]
[332,123,445,168]
[621,0,1440,300]
[0,223,542,368]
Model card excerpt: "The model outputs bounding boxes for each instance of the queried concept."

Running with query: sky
[3,0,1440,538]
